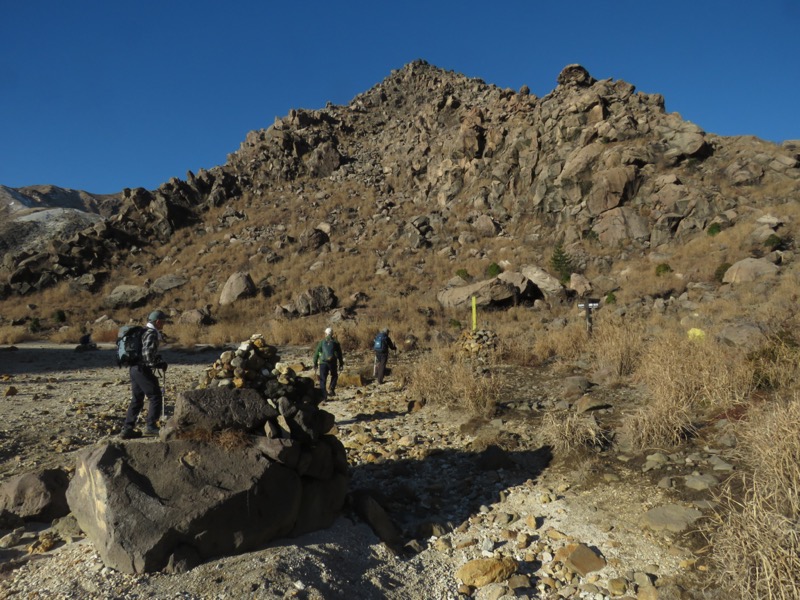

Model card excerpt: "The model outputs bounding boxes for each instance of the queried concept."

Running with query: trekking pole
[160,368,167,425]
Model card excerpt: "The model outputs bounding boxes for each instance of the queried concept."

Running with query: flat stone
[684,473,718,491]
[554,543,606,577]
[641,504,702,533]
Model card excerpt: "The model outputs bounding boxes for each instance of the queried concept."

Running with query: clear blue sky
[1,1,798,195]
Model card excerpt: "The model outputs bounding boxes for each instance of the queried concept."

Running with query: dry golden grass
[0,326,39,345]
[406,346,499,417]
[622,329,754,449]
[531,318,590,364]
[539,412,610,455]
[589,315,646,381]
[711,397,800,600]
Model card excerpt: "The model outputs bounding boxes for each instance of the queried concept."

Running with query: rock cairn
[458,329,499,357]
[66,334,348,574]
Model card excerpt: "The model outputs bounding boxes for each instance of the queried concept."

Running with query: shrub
[707,222,722,236]
[604,292,617,305]
[52,309,67,323]
[28,318,42,333]
[455,269,471,281]
[764,234,785,251]
[449,318,462,330]
[485,262,503,278]
[714,262,732,283]
[654,263,672,277]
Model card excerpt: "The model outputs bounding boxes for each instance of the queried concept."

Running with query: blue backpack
[373,332,388,352]
[117,325,145,366]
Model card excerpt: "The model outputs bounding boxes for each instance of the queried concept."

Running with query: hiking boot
[143,425,160,437]
[119,427,141,440]
[327,390,337,398]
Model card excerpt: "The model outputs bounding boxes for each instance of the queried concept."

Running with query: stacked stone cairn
[66,333,348,574]
[458,329,499,358]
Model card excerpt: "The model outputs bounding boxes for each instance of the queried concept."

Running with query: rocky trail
[0,342,732,598]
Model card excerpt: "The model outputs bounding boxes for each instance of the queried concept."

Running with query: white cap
[324,327,332,336]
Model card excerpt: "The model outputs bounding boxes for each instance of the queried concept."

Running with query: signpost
[577,297,600,336]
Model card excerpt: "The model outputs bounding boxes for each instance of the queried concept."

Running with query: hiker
[373,328,397,384]
[312,327,344,401]
[120,310,168,439]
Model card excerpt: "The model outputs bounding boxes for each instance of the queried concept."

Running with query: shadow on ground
[0,344,228,375]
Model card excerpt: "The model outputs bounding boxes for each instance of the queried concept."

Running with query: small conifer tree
[550,242,575,283]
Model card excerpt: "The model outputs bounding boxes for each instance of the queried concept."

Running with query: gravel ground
[0,342,718,599]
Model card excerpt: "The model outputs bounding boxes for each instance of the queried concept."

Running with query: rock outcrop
[66,335,348,574]
[0,60,797,304]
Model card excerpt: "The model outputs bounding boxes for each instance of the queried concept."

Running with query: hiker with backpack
[312,327,344,402]
[119,310,169,439]
[373,328,397,385]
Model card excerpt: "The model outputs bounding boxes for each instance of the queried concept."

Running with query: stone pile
[66,333,347,574]
[458,329,499,357]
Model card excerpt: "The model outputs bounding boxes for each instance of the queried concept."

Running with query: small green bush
[655,263,673,277]
[449,318,462,329]
[605,292,617,305]
[714,262,732,283]
[28,318,42,333]
[455,269,471,281]
[52,309,67,323]
[764,234,784,251]
[707,223,722,236]
[485,262,503,278]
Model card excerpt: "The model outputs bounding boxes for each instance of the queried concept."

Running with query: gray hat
[148,310,168,322]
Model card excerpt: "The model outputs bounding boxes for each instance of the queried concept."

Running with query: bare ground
[0,343,726,599]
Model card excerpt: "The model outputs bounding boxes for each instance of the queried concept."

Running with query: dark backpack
[373,332,388,352]
[117,325,145,366]
[320,338,336,362]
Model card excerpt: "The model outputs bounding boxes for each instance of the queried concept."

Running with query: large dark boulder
[66,439,303,574]
[170,387,279,433]
[0,468,70,521]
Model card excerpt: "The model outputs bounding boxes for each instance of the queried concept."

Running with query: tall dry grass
[539,412,610,455]
[531,319,590,365]
[589,315,646,381]
[711,396,800,600]
[621,330,754,449]
[406,346,499,417]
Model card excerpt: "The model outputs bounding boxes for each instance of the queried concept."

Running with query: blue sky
[1,1,798,194]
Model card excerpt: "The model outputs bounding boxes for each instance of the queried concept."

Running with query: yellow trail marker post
[472,295,477,331]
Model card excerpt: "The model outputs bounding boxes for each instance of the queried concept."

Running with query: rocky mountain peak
[0,61,798,307]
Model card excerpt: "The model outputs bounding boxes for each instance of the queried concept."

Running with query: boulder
[519,265,564,296]
[722,258,780,284]
[67,439,303,574]
[102,284,151,309]
[437,277,518,309]
[169,387,279,433]
[151,274,188,294]
[0,468,70,521]
[292,286,338,316]
[219,271,256,305]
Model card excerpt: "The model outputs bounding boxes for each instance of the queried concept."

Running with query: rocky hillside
[0,61,798,322]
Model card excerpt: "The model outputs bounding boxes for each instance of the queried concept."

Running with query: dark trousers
[375,352,389,384]
[319,361,338,400]
[125,365,163,429]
